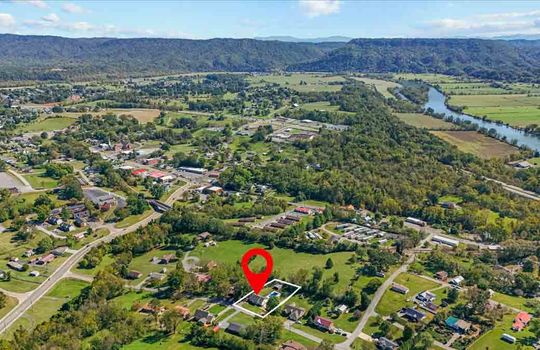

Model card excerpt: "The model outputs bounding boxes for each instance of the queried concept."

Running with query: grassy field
[115,210,154,228]
[450,94,540,107]
[469,313,535,350]
[125,248,178,285]
[247,73,345,92]
[6,278,89,337]
[17,117,76,133]
[528,157,540,166]
[109,109,160,123]
[192,240,358,294]
[394,73,461,83]
[375,273,440,316]
[23,171,59,189]
[353,77,401,98]
[491,292,534,313]
[430,131,519,159]
[395,113,458,130]
[0,296,17,320]
[301,101,341,112]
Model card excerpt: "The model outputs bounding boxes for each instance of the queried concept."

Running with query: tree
[0,292,6,309]
[325,258,334,269]
[316,340,334,350]
[161,309,183,334]
[360,291,371,311]
[61,175,83,200]
[245,315,282,344]
[447,287,459,304]
[36,236,53,254]
[529,319,540,339]
[402,325,414,341]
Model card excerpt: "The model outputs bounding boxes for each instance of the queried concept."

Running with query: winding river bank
[423,87,540,153]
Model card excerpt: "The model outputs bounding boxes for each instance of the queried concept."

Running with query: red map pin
[241,248,273,295]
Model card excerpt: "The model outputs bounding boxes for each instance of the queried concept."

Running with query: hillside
[0,34,342,81]
[1,35,540,82]
[290,38,540,82]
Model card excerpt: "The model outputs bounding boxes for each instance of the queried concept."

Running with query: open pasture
[395,113,458,130]
[247,73,345,92]
[430,131,519,159]
[353,77,401,98]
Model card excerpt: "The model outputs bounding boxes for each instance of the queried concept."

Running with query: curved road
[0,182,191,334]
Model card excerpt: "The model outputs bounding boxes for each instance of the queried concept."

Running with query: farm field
[301,101,341,112]
[462,106,540,128]
[353,76,401,98]
[5,278,89,337]
[430,131,519,159]
[16,117,76,133]
[109,108,160,123]
[247,73,345,92]
[395,113,457,130]
[394,73,461,83]
[375,273,439,316]
[450,94,540,107]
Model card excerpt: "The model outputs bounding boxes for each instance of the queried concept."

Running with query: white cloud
[61,3,87,14]
[23,0,47,9]
[299,0,340,18]
[423,9,540,37]
[0,13,16,27]
[41,12,59,23]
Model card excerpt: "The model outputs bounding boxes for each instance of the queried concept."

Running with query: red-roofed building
[36,254,55,265]
[195,273,211,283]
[314,316,334,332]
[149,171,166,179]
[512,312,532,331]
[294,207,312,215]
[132,169,147,176]
[145,158,160,166]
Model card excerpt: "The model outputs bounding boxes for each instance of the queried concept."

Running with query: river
[423,87,540,153]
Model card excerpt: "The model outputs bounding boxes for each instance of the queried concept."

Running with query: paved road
[284,320,323,344]
[335,232,434,350]
[0,182,191,334]
[461,169,539,202]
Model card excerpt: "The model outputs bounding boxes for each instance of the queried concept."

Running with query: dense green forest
[2,35,540,82]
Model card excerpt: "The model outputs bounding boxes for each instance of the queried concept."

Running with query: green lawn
[115,210,154,228]
[375,273,440,316]
[528,157,540,167]
[125,248,177,285]
[0,295,17,320]
[23,171,59,189]
[469,313,536,350]
[363,316,403,340]
[192,240,359,294]
[6,278,89,337]
[17,117,76,133]
[491,292,534,313]
[247,73,345,92]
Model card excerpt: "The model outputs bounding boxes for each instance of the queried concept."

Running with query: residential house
[283,304,305,321]
[248,294,268,308]
[58,222,73,232]
[294,207,312,215]
[435,271,448,281]
[127,270,143,279]
[52,246,69,256]
[449,276,465,286]
[280,340,307,350]
[23,249,34,258]
[36,254,55,265]
[203,186,223,195]
[314,316,334,332]
[391,283,409,294]
[206,261,218,270]
[29,271,40,277]
[226,322,246,336]
[446,316,471,333]
[195,273,211,283]
[7,261,24,271]
[193,309,214,325]
[197,232,212,241]
[512,311,532,331]
[47,216,63,225]
[174,306,191,319]
[417,291,436,303]
[148,272,166,281]
[160,254,176,264]
[335,304,349,315]
[377,337,399,350]
[74,232,86,240]
[401,308,426,322]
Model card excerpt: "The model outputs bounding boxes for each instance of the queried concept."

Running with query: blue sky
[1,0,540,39]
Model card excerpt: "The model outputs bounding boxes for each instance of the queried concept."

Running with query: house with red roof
[294,207,312,215]
[314,316,334,332]
[148,171,166,179]
[132,169,147,177]
[512,311,532,331]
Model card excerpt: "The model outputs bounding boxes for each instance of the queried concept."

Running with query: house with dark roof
[377,337,399,350]
[283,304,305,321]
[390,283,409,294]
[401,308,426,322]
[226,322,246,336]
[248,293,268,308]
[193,309,214,325]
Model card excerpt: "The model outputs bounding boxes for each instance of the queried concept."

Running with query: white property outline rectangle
[232,278,301,319]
